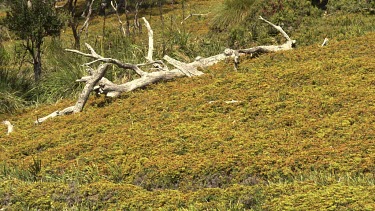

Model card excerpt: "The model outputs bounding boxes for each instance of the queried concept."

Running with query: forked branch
[79,0,95,35]
[66,43,146,76]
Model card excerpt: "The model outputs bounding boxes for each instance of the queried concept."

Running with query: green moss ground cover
[1,30,375,209]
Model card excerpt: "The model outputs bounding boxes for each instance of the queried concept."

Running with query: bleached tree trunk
[35,16,295,124]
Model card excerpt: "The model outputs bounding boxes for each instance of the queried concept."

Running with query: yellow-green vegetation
[1,30,375,209]
[1,0,375,209]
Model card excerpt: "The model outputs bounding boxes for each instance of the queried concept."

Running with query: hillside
[1,29,375,209]
[1,0,375,210]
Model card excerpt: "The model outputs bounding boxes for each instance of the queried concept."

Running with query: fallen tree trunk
[36,16,295,124]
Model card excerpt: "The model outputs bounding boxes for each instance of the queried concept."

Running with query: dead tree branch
[79,0,95,36]
[143,17,154,63]
[35,16,295,124]
[66,43,146,76]
[35,64,110,124]
[321,38,329,47]
[259,16,291,42]
[180,12,210,24]
[111,0,126,37]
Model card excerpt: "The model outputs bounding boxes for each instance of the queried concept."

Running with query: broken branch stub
[2,121,13,135]
[143,17,154,63]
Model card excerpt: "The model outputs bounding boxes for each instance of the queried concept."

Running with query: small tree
[5,0,63,82]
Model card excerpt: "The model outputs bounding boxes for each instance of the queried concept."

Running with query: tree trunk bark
[68,0,80,49]
[124,0,131,36]
[33,46,42,82]
[69,20,81,49]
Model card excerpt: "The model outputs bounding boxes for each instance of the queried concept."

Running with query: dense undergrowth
[1,0,375,209]
[1,29,375,209]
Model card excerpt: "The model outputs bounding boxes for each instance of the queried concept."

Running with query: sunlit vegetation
[1,0,375,209]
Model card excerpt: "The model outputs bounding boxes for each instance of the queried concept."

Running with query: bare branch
[163,55,204,77]
[35,64,110,124]
[111,0,126,37]
[237,17,296,54]
[66,43,146,76]
[73,63,110,113]
[140,17,169,71]
[165,16,296,74]
[35,107,75,124]
[65,49,94,58]
[98,69,186,95]
[79,0,95,35]
[35,14,296,124]
[259,16,291,42]
[84,43,101,57]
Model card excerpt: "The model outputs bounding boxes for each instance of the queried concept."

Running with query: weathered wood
[2,121,13,135]
[143,17,154,63]
[35,64,109,124]
[321,38,329,47]
[73,63,109,113]
[35,16,296,124]
[66,43,146,76]
[98,69,186,95]
[163,55,204,77]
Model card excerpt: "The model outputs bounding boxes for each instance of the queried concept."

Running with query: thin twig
[79,0,95,36]
[111,0,126,37]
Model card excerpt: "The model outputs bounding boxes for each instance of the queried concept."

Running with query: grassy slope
[1,32,375,210]
[1,1,375,210]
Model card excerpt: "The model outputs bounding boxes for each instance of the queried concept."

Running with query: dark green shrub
[5,0,64,82]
